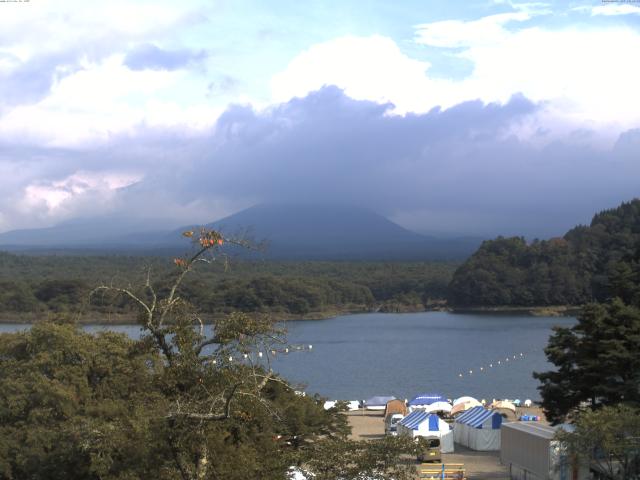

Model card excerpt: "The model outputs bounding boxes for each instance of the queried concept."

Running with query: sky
[1,0,639,237]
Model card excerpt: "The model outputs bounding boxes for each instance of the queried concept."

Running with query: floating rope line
[212,344,314,363]
[457,352,527,378]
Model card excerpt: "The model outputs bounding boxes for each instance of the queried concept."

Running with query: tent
[384,399,408,418]
[397,410,454,453]
[452,396,479,406]
[491,400,516,412]
[451,399,482,416]
[491,400,517,421]
[323,401,336,410]
[408,393,445,408]
[454,406,502,451]
[424,401,452,414]
[364,395,396,410]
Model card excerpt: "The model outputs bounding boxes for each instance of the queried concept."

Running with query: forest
[2,199,640,320]
[448,199,640,308]
[0,253,456,321]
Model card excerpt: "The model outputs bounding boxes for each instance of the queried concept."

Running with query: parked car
[416,436,442,463]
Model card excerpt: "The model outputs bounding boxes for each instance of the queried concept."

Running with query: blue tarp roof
[455,406,502,429]
[408,393,445,406]
[398,410,441,431]
[364,395,396,406]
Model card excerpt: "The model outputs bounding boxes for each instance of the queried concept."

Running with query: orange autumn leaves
[174,229,224,268]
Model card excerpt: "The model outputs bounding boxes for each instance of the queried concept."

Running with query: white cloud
[21,170,141,219]
[581,4,640,16]
[414,11,532,48]
[271,35,454,115]
[272,20,640,137]
[0,55,220,146]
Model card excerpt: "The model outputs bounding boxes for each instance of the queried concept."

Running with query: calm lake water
[0,312,575,402]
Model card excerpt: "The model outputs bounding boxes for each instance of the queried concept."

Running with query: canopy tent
[453,396,479,406]
[490,400,516,412]
[454,406,502,451]
[384,399,408,418]
[491,400,517,421]
[397,410,454,453]
[408,393,445,408]
[323,401,336,410]
[451,399,482,416]
[423,401,452,414]
[364,395,396,410]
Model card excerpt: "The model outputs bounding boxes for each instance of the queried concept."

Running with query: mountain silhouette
[0,204,482,260]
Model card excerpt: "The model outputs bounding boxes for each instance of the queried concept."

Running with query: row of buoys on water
[458,352,525,378]
[208,344,313,364]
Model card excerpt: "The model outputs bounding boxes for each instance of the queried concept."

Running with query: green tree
[0,322,166,479]
[534,299,640,424]
[556,404,640,479]
[0,229,416,479]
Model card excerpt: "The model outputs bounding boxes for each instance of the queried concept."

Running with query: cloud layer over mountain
[3,86,638,238]
[1,1,639,237]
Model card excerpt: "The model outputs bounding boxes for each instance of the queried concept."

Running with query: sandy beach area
[346,406,547,479]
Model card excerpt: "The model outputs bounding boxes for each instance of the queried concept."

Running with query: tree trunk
[196,443,209,480]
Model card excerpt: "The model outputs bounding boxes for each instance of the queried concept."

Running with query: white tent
[396,410,454,453]
[323,401,337,410]
[424,401,452,414]
[453,406,502,451]
[453,396,479,406]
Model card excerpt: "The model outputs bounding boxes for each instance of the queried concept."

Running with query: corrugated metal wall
[500,425,550,479]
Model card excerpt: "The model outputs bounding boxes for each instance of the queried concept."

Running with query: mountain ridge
[0,204,483,260]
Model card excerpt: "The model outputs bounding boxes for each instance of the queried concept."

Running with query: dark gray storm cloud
[124,44,208,71]
[123,86,637,238]
[3,87,639,238]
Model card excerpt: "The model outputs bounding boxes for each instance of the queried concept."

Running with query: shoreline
[0,303,580,325]
[450,305,581,317]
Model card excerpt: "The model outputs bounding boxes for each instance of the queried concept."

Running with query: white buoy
[308,345,313,349]
[489,364,493,367]
[480,367,484,371]
[458,373,463,377]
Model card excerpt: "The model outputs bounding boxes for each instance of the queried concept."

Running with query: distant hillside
[175,204,481,260]
[0,204,482,261]
[0,216,171,251]
[448,199,640,307]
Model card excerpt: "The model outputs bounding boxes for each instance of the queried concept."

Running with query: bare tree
[92,228,286,480]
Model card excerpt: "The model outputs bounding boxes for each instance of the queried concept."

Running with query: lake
[0,311,575,402]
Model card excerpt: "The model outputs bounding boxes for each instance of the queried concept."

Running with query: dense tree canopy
[449,199,640,307]
[534,299,640,424]
[0,230,419,480]
[0,253,456,320]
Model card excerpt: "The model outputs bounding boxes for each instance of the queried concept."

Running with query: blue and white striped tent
[407,393,445,407]
[396,410,454,453]
[454,406,502,451]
